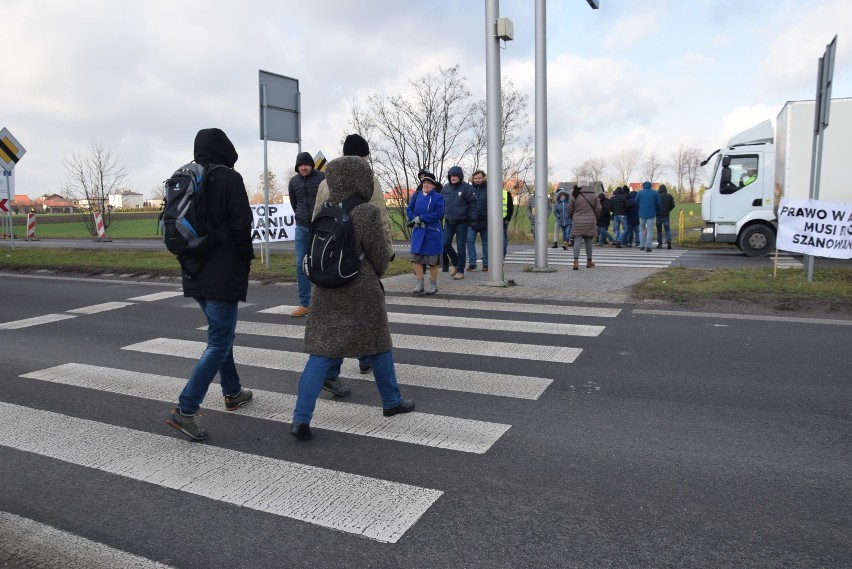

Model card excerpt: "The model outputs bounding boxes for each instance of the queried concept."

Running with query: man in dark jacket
[166,128,255,441]
[441,166,478,279]
[466,170,488,271]
[596,192,613,245]
[288,151,324,317]
[656,184,676,249]
[609,186,627,247]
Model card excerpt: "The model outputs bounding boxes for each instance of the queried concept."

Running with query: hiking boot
[586,260,595,268]
[166,408,208,441]
[452,272,464,280]
[291,422,313,441]
[290,306,310,317]
[573,259,579,270]
[359,362,372,374]
[224,388,253,411]
[383,399,415,417]
[322,377,351,397]
[467,265,477,271]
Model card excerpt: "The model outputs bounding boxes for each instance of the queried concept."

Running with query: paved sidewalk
[382,261,657,304]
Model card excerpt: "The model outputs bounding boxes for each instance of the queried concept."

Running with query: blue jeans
[639,217,655,249]
[597,226,614,244]
[294,225,311,308]
[293,351,403,424]
[656,216,671,244]
[466,224,488,268]
[612,215,627,243]
[443,222,469,273]
[325,356,371,380]
[178,299,242,415]
[622,223,640,246]
[503,220,509,255]
[559,223,572,242]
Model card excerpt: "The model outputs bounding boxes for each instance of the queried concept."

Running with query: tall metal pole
[533,0,549,270]
[5,172,14,250]
[485,0,505,285]
[262,84,270,268]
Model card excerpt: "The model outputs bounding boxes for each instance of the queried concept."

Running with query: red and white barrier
[26,213,39,240]
[93,211,107,239]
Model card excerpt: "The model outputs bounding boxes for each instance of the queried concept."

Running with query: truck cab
[701,120,777,256]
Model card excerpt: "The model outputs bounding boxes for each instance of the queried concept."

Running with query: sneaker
[452,273,464,280]
[383,399,415,417]
[224,388,253,411]
[359,362,372,374]
[449,266,458,276]
[467,265,477,271]
[166,408,208,441]
[322,377,351,397]
[290,306,310,317]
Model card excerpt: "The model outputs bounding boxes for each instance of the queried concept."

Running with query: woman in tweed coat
[291,156,415,441]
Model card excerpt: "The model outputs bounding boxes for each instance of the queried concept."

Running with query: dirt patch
[642,294,852,320]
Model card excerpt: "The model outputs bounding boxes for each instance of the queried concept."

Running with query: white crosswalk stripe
[123,337,554,399]
[0,402,442,543]
[504,247,685,268]
[6,289,608,546]
[775,252,803,268]
[21,363,510,453]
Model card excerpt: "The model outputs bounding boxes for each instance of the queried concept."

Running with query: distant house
[35,194,77,214]
[9,194,34,214]
[383,186,416,207]
[108,189,144,209]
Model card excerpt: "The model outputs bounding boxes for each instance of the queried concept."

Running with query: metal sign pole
[5,172,13,250]
[262,84,271,269]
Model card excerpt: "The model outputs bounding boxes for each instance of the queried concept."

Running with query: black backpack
[303,196,365,287]
[159,162,225,257]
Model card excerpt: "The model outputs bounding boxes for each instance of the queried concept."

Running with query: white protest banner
[250,203,296,243]
[776,198,852,259]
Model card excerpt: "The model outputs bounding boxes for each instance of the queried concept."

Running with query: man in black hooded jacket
[166,128,255,441]
[288,151,325,317]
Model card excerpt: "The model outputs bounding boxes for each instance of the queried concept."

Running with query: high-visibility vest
[502,191,509,217]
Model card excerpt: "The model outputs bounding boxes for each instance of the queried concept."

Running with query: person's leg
[466,227,478,269]
[656,218,664,247]
[368,351,409,410]
[585,236,594,260]
[294,225,311,308]
[443,223,458,268]
[412,262,425,293]
[455,223,469,272]
[178,299,240,415]
[480,227,488,269]
[646,218,655,249]
[293,355,341,424]
[663,216,671,244]
[572,237,582,260]
[503,220,509,256]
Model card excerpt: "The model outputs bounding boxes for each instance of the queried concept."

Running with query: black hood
[193,128,238,168]
[294,151,315,173]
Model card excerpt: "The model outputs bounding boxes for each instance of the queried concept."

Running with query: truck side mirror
[722,156,731,168]
[720,167,736,194]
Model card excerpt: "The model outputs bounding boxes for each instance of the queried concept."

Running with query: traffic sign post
[1,127,26,250]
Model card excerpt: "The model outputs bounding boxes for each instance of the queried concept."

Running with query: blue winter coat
[407,189,445,256]
[552,190,571,227]
[636,188,661,219]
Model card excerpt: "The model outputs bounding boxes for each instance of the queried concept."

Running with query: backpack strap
[341,195,366,212]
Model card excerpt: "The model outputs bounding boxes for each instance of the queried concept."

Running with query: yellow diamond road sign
[0,128,26,172]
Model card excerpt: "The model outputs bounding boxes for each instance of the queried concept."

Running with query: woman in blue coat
[407,173,445,295]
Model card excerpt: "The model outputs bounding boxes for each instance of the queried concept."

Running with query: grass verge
[634,267,852,313]
[0,248,413,284]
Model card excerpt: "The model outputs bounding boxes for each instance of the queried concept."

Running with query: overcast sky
[4,0,851,199]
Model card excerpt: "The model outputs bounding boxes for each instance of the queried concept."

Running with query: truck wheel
[738,225,775,257]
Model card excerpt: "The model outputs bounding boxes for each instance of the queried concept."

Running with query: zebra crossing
[504,246,686,268]
[0,287,619,554]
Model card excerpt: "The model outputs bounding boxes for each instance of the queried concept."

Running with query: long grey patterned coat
[303,156,392,357]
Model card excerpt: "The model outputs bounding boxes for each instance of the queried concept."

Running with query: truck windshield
[708,155,721,187]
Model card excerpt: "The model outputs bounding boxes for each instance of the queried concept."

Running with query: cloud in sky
[3,0,851,199]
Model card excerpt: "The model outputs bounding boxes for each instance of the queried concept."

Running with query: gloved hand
[413,216,421,224]
[389,252,396,262]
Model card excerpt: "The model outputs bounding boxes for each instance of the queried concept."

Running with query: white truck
[700,97,852,256]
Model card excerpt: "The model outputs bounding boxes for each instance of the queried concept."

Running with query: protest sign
[776,198,852,259]
[250,203,295,243]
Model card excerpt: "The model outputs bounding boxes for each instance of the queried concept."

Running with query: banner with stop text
[251,203,296,243]
[776,198,852,259]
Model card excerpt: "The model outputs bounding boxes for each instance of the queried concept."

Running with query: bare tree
[63,141,128,235]
[685,147,704,202]
[570,158,606,186]
[641,152,665,184]
[669,144,690,201]
[254,170,285,204]
[611,149,640,185]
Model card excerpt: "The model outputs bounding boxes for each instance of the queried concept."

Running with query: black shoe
[656,243,662,249]
[442,265,449,273]
[667,242,672,250]
[291,422,313,441]
[383,399,415,417]
[322,377,351,397]
[359,363,372,374]
[551,242,557,248]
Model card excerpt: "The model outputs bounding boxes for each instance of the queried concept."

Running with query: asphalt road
[0,273,849,568]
